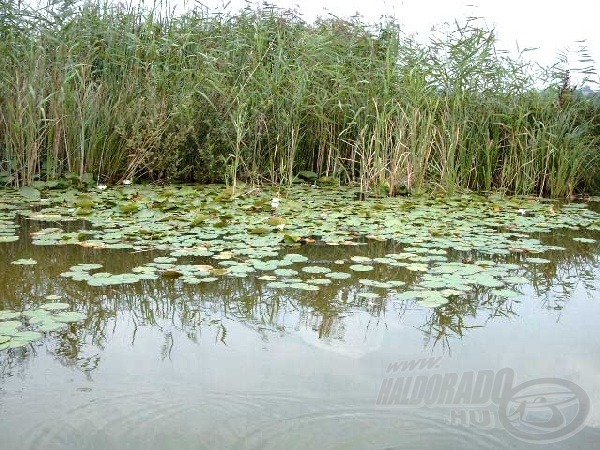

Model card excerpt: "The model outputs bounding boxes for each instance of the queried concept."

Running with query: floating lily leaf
[325,272,352,280]
[349,264,373,272]
[288,282,319,291]
[350,255,372,263]
[40,303,71,311]
[274,268,299,277]
[301,265,331,274]
[7,330,43,347]
[404,263,429,272]
[38,322,68,332]
[198,277,219,283]
[0,321,21,335]
[356,292,380,299]
[307,278,333,285]
[11,258,37,265]
[526,257,551,264]
[18,186,41,201]
[268,216,287,226]
[53,312,87,323]
[572,237,596,244]
[265,281,288,289]
[249,226,270,235]
[0,310,20,320]
[283,253,308,263]
[153,256,177,264]
[0,236,18,243]
[120,202,140,214]
[359,279,393,289]
[70,264,103,272]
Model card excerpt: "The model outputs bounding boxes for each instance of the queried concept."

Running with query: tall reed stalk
[0,0,598,196]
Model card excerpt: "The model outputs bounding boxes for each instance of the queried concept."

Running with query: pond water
[1,184,600,449]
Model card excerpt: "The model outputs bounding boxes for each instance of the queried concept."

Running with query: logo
[376,357,591,444]
[498,378,591,443]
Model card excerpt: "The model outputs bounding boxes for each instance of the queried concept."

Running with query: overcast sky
[169,0,599,86]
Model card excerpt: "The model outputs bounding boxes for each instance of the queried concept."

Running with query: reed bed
[0,0,598,196]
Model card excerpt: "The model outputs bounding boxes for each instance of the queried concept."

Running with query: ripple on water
[19,390,516,450]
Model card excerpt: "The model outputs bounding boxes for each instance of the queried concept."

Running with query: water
[1,199,600,449]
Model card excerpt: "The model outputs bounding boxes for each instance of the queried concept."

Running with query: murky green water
[1,185,600,449]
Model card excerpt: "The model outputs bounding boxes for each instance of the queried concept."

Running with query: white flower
[122,179,132,185]
[271,197,280,209]
[97,184,108,191]
[517,208,527,215]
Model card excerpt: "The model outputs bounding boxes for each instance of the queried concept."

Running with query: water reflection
[1,211,600,379]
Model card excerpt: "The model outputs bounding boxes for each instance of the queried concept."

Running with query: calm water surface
[1,204,600,449]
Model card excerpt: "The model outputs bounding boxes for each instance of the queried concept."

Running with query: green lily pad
[307,278,333,285]
[274,268,299,277]
[572,237,596,243]
[349,264,373,272]
[0,310,21,320]
[11,258,37,265]
[301,265,331,274]
[283,253,309,263]
[526,257,551,264]
[19,186,41,201]
[350,255,373,263]
[0,321,21,335]
[53,312,87,323]
[325,272,352,280]
[356,292,380,299]
[40,303,71,311]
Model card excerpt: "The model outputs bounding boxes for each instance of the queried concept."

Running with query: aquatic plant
[0,1,598,196]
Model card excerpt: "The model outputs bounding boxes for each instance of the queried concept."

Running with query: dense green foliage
[1,0,599,196]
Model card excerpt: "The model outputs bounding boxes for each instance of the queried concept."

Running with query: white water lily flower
[271,197,280,209]
[97,184,108,191]
[122,179,132,185]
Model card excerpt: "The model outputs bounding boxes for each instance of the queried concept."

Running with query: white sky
[169,0,600,87]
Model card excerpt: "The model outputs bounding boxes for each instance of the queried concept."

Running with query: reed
[0,0,598,196]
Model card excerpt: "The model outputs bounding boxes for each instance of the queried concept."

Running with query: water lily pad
[53,312,87,323]
[8,330,43,346]
[325,272,352,280]
[153,256,177,264]
[349,264,373,272]
[11,258,37,265]
[288,282,319,291]
[526,257,551,264]
[266,281,289,289]
[0,321,21,335]
[404,263,429,272]
[19,186,41,201]
[38,322,69,332]
[274,268,299,277]
[350,255,372,263]
[356,292,380,299]
[301,266,331,274]
[283,253,309,263]
[0,310,20,320]
[572,237,596,244]
[40,302,71,311]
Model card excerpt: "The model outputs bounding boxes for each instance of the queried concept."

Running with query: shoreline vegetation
[1,0,599,197]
